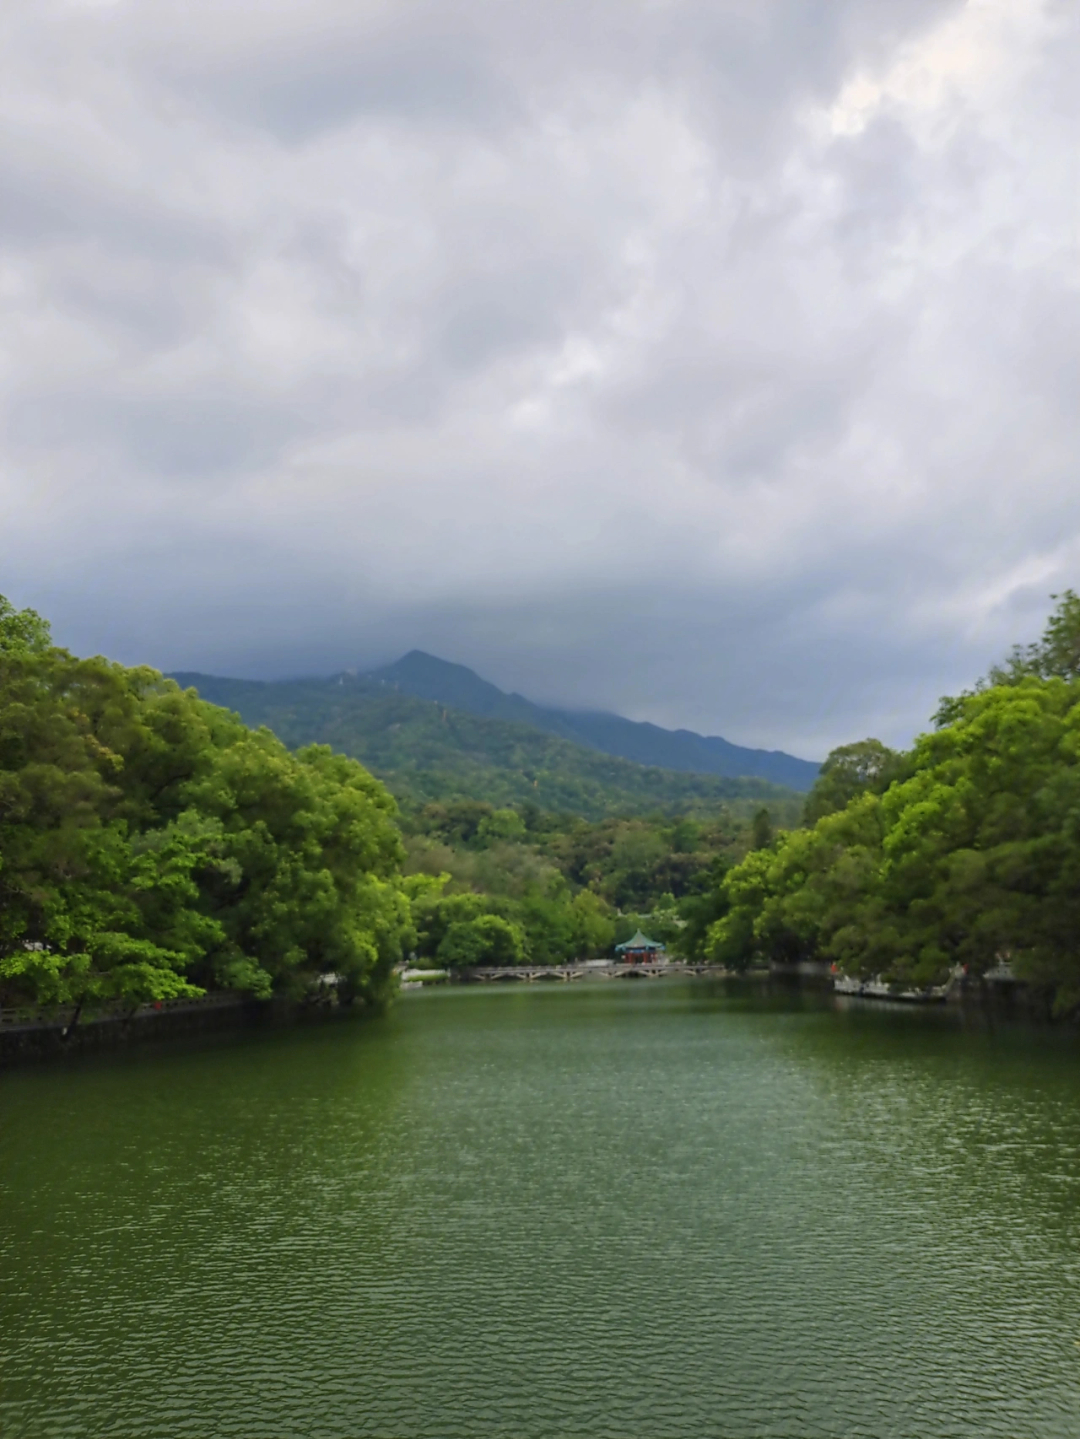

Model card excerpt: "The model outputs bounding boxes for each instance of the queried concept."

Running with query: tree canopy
[0,596,52,656]
[801,738,906,826]
[400,799,751,966]
[0,601,412,1017]
[707,593,1080,1013]
[988,589,1080,684]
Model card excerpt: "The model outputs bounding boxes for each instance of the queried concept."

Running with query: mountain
[169,670,806,825]
[365,651,820,791]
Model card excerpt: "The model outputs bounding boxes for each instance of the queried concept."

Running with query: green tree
[670,818,701,854]
[0,622,412,1016]
[0,595,51,655]
[438,914,528,967]
[518,888,577,965]
[864,678,1080,999]
[0,650,215,1015]
[179,733,409,1003]
[567,889,616,957]
[477,808,527,845]
[709,794,886,972]
[802,738,905,825]
[750,808,774,850]
[674,857,731,961]
[707,667,1080,1009]
[411,891,490,958]
[989,590,1080,683]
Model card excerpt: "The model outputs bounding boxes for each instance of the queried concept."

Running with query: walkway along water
[461,960,711,982]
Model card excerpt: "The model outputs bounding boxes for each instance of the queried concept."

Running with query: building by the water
[614,930,666,963]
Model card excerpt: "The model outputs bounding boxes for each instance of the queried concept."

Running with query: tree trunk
[60,998,84,1040]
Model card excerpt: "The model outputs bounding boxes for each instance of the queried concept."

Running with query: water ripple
[2,983,1080,1437]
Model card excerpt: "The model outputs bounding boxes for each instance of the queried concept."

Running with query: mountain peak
[363,652,820,790]
[367,651,520,718]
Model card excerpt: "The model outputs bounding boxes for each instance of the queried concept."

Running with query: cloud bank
[2,0,1078,754]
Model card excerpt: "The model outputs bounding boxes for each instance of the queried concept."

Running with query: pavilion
[614,930,666,963]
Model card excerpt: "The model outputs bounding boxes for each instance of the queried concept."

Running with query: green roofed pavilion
[614,930,665,961]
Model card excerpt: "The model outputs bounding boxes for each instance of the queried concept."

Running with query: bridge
[463,962,711,983]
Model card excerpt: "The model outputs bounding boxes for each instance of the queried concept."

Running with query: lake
[2,980,1080,1438]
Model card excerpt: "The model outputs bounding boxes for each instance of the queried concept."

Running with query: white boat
[832,972,948,1003]
[832,974,864,996]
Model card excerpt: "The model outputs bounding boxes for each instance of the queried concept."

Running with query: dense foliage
[0,593,799,1014]
[708,594,1080,1013]
[174,671,806,824]
[401,800,742,967]
[0,598,411,1018]
[364,649,821,790]
[14,587,1080,1011]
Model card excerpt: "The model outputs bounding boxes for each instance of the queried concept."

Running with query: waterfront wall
[0,992,359,1066]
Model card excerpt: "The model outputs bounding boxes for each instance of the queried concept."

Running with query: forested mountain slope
[366,651,820,791]
[170,671,804,824]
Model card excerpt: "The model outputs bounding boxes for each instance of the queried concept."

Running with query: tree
[670,818,701,854]
[802,738,905,825]
[517,887,578,965]
[0,594,51,655]
[175,732,410,1002]
[707,669,1080,1009]
[477,808,527,845]
[0,625,413,1015]
[709,792,895,973]
[0,650,216,1015]
[411,890,490,958]
[567,889,616,957]
[438,914,528,967]
[750,808,774,850]
[989,589,1080,684]
[866,678,1080,999]
[674,857,730,962]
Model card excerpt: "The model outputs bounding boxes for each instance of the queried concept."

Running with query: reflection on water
[2,981,1080,1438]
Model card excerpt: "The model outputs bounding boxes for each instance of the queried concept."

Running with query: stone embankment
[0,991,358,1065]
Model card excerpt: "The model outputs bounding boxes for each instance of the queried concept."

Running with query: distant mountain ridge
[167,669,805,824]
[365,650,819,791]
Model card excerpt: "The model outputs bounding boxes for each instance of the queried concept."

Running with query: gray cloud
[171,28,522,142]
[2,0,1078,758]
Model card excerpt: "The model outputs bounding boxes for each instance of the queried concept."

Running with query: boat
[831,971,948,1003]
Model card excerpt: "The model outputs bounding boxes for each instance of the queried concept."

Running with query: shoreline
[0,992,369,1068]
[1,965,1060,1068]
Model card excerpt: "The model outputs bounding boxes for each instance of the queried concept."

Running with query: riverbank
[452,960,1054,1017]
[0,991,368,1066]
[1,963,1060,1067]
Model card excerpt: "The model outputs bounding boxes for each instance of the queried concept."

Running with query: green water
[3,982,1080,1438]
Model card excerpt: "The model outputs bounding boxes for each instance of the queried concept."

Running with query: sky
[2,0,1079,758]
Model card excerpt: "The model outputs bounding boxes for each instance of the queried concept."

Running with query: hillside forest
[169,669,807,824]
[4,591,1080,1015]
[0,592,774,1018]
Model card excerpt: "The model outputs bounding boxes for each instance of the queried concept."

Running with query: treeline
[705,593,1080,1014]
[400,799,746,967]
[0,592,765,1013]
[22,587,1074,1010]
[0,597,411,1018]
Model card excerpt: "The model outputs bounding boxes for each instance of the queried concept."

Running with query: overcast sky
[2,0,1078,756]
